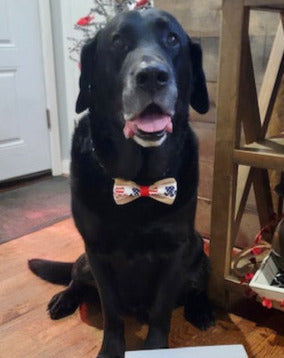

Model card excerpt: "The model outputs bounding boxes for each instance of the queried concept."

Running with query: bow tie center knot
[140,186,150,197]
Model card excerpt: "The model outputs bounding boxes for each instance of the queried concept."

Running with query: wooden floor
[1,218,284,358]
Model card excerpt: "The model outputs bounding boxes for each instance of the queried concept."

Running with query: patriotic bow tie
[113,178,177,205]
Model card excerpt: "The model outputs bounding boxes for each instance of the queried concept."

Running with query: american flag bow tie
[113,178,177,205]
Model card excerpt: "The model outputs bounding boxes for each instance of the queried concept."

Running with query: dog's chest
[109,250,171,319]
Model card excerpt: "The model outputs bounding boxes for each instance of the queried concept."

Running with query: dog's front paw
[144,329,168,350]
[96,354,123,358]
[47,289,80,320]
[96,348,124,358]
[96,334,125,358]
[184,291,215,330]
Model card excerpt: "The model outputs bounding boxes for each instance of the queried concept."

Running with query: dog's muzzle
[122,52,177,147]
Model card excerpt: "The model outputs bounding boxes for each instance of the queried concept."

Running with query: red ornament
[251,247,262,256]
[77,15,94,26]
[246,272,254,281]
[262,298,272,309]
[240,272,254,284]
[246,272,254,280]
[136,0,148,7]
[79,303,89,324]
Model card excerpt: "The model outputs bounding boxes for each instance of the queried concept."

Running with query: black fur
[29,9,214,357]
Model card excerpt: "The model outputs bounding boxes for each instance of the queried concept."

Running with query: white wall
[50,0,106,173]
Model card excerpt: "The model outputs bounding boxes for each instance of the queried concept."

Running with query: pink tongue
[123,114,172,139]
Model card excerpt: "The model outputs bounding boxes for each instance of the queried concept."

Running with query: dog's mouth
[123,104,173,142]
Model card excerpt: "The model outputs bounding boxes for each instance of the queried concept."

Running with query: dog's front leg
[145,304,172,350]
[86,248,125,358]
[145,251,182,350]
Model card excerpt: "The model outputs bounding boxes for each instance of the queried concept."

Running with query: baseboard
[62,159,70,175]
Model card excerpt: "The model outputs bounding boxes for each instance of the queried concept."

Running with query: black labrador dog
[29,8,214,358]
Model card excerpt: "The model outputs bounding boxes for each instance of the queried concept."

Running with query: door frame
[38,0,62,175]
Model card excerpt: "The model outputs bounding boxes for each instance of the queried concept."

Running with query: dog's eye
[112,34,128,50]
[166,32,179,47]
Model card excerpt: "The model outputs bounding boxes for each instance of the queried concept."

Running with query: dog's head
[76,9,209,148]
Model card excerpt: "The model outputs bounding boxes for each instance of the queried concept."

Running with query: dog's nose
[136,64,169,92]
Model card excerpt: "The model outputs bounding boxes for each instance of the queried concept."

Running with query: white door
[0,0,51,181]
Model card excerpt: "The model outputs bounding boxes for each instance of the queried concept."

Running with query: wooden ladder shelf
[209,0,284,306]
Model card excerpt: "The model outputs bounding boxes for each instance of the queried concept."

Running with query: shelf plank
[234,138,284,169]
[225,275,247,292]
[244,0,284,10]
[225,275,284,311]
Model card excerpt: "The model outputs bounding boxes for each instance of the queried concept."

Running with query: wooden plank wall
[155,0,279,246]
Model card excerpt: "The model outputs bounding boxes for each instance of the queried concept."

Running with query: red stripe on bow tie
[140,186,150,197]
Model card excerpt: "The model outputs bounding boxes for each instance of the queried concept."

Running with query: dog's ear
[189,40,209,114]
[76,33,100,114]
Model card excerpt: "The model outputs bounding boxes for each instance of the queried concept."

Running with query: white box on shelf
[249,253,284,302]
[125,345,248,358]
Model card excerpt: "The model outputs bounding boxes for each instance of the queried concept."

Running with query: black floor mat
[0,176,71,244]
